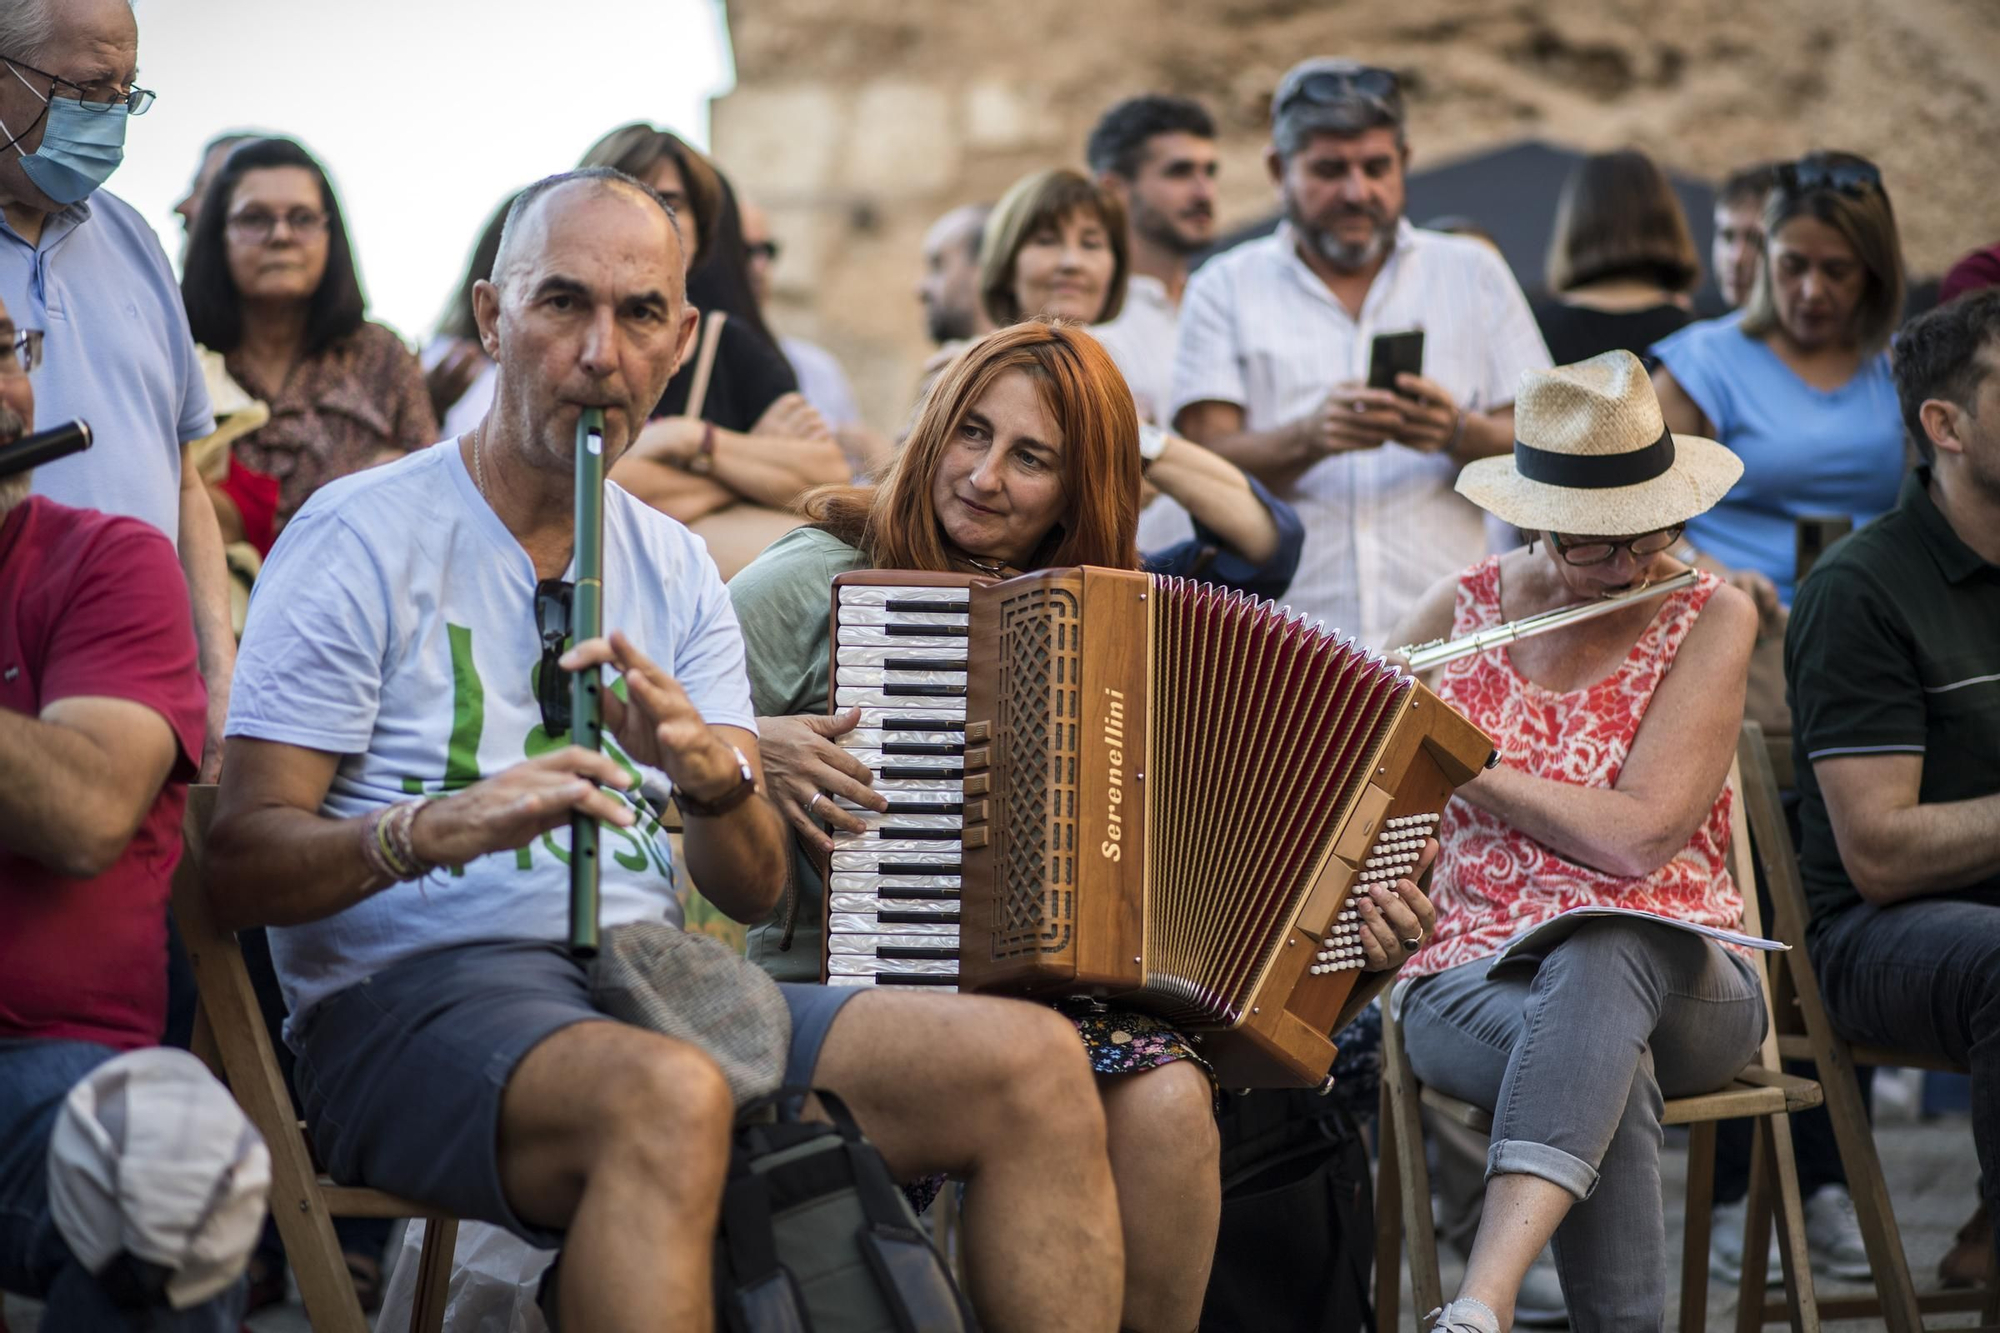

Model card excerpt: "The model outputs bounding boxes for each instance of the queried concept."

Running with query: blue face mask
[0,63,128,205]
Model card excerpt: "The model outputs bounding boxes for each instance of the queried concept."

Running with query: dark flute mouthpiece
[0,420,92,480]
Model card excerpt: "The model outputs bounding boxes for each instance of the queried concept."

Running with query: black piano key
[875,973,959,986]
[880,717,966,732]
[868,886,960,901]
[878,945,959,961]
[878,911,962,926]
[883,599,969,614]
[881,623,968,637]
[878,860,962,875]
[877,826,961,841]
[881,742,965,756]
[879,765,964,780]
[884,657,968,671]
[884,682,967,697]
[880,801,964,815]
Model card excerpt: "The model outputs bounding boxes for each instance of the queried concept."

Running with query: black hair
[1717,162,1779,210]
[1891,288,2000,466]
[181,137,367,356]
[437,189,522,342]
[1085,95,1216,180]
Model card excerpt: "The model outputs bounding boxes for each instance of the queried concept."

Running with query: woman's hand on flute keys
[559,631,748,801]
[758,708,888,854]
[1358,837,1441,973]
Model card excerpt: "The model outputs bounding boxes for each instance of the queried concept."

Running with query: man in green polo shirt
[1786,288,2000,1283]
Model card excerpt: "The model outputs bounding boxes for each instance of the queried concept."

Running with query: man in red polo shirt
[0,293,256,1328]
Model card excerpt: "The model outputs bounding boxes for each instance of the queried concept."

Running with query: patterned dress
[1405,556,1741,980]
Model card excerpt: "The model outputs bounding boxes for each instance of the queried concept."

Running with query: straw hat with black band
[1456,349,1741,535]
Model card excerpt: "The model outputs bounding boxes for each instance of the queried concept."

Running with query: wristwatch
[671,744,757,819]
[682,420,718,475]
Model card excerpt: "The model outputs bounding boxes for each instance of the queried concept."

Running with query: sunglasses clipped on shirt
[1774,157,1883,201]
[535,578,574,737]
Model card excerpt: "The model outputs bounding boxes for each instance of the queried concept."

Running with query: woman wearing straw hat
[1385,350,1762,1332]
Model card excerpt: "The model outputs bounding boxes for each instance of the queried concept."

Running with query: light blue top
[7,189,213,540]
[228,442,758,1039]
[1651,313,1903,606]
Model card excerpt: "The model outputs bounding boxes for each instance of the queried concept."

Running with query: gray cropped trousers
[1401,917,1767,1331]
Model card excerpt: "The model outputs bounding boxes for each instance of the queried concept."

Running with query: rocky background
[711,0,2000,434]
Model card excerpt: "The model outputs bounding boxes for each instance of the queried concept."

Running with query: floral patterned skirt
[902,999,1215,1214]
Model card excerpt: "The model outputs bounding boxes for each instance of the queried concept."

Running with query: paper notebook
[1486,905,1785,978]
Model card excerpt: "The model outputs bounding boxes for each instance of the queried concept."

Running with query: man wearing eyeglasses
[205,168,1124,1333]
[0,290,254,1328]
[0,0,233,783]
[1152,56,1551,652]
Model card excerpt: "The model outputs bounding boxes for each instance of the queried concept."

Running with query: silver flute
[1398,569,1700,672]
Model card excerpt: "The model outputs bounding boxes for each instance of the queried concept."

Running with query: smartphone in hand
[1367,330,1426,399]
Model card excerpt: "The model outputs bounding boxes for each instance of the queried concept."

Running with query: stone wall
[711,0,2000,434]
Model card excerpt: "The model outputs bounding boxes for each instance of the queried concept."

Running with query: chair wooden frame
[171,785,459,1333]
[1735,723,2000,1331]
[1375,744,1825,1333]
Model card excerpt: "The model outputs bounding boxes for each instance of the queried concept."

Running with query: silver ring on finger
[806,791,827,817]
[1402,933,1424,951]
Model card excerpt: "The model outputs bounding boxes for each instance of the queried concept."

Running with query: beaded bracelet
[384,800,432,879]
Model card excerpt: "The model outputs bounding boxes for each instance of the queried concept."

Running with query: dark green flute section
[569,407,606,957]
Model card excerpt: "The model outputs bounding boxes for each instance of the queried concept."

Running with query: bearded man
[1159,58,1550,646]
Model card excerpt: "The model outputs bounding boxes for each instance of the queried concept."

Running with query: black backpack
[1200,1089,1377,1333]
[541,1087,974,1332]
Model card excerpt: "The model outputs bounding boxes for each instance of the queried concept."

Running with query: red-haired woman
[728,321,1435,1332]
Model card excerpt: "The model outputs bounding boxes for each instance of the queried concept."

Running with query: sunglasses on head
[1278,65,1402,117]
[535,578,574,737]
[1775,157,1882,200]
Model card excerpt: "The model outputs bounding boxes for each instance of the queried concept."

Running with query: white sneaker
[1427,1297,1502,1333]
[1804,1184,1873,1281]
[1710,1196,1783,1286]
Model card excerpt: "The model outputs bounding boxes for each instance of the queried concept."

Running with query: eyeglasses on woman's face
[1547,524,1684,566]
[224,207,329,245]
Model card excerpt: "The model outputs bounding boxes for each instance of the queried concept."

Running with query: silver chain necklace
[470,427,489,500]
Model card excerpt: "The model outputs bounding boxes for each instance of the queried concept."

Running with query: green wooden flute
[569,406,606,957]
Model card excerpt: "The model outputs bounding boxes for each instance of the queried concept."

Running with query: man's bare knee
[502,1022,733,1223]
[980,1005,1105,1143]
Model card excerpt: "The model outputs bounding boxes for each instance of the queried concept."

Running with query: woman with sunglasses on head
[182,137,436,558]
[1388,350,1761,1333]
[728,322,1431,1333]
[1649,151,1907,616]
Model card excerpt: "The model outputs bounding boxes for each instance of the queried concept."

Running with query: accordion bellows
[821,566,1494,1088]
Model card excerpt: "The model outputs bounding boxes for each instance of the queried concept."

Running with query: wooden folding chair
[1375,748,1825,1333]
[171,785,459,1333]
[1736,722,2000,1331]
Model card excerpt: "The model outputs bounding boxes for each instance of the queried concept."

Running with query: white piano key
[837,733,965,754]
[829,915,963,936]
[829,932,960,953]
[836,626,969,649]
[834,607,969,628]
[829,808,963,828]
[835,666,969,688]
[830,871,961,890]
[830,893,960,915]
[830,850,960,871]
[838,585,972,605]
[835,688,969,709]
[829,835,967,854]
[845,776,965,794]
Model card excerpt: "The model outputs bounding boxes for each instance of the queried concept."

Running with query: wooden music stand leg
[408,1218,459,1333]
[1680,1120,1718,1333]
[1376,1081,1403,1333]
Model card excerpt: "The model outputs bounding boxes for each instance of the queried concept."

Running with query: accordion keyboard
[824,582,972,989]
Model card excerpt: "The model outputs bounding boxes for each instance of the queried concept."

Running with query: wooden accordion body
[821,565,1494,1087]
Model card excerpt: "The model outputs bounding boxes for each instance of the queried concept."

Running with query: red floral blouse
[1404,556,1741,979]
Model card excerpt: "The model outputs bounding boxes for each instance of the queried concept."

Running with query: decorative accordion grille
[991,585,1081,958]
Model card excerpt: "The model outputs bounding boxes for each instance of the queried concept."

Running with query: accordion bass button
[965,721,991,743]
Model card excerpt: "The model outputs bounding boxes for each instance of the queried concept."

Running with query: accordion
[820,566,1494,1086]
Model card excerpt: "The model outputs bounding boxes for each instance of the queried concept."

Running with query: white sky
[114,0,734,342]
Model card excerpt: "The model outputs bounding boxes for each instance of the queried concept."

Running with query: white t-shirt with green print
[227,440,758,1043]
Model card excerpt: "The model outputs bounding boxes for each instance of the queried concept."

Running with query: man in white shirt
[204,168,1121,1333]
[1155,57,1550,648]
[1087,95,1219,426]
